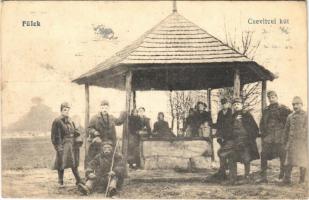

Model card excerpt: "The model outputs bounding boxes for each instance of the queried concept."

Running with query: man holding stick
[78,140,125,197]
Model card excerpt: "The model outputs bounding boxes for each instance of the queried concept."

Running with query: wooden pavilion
[73,3,275,170]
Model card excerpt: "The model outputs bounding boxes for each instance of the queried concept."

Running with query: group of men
[50,100,175,196]
[50,90,308,197]
[51,100,127,197]
[212,91,308,185]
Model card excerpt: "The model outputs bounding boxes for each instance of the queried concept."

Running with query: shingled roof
[73,11,275,90]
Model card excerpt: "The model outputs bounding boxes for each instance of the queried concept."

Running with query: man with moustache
[86,100,126,165]
[281,96,308,185]
[51,102,83,187]
[257,91,291,183]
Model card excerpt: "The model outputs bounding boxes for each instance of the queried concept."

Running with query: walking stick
[105,139,119,197]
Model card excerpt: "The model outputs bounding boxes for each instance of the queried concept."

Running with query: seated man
[153,112,174,138]
[78,140,125,197]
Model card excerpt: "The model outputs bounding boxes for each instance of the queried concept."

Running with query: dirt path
[2,167,308,199]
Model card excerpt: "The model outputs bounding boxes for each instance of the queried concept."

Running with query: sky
[2,1,307,128]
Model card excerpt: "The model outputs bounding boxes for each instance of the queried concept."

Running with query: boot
[279,166,292,186]
[72,167,84,185]
[58,170,64,186]
[256,157,268,184]
[78,183,90,195]
[299,167,306,184]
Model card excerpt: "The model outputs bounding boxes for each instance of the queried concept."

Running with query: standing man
[227,98,260,185]
[87,100,126,165]
[211,98,233,180]
[281,96,308,185]
[51,102,83,186]
[78,140,125,196]
[137,107,152,136]
[258,91,292,183]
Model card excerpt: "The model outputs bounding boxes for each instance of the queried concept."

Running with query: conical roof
[73,12,275,89]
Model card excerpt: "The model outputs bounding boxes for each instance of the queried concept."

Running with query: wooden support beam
[84,83,90,169]
[132,90,136,109]
[122,71,132,176]
[233,68,241,99]
[261,80,267,110]
[207,88,215,162]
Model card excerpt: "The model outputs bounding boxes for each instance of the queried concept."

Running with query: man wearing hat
[281,96,308,185]
[51,102,83,187]
[78,140,125,196]
[87,100,126,165]
[227,97,260,184]
[211,98,233,180]
[258,90,292,183]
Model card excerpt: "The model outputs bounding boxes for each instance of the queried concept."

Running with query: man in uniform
[86,100,126,165]
[281,96,308,185]
[78,140,125,196]
[258,91,292,183]
[51,102,83,186]
[211,98,233,180]
[227,98,260,185]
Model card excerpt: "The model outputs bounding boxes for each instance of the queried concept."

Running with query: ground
[2,137,309,199]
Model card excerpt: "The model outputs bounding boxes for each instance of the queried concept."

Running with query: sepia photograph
[1,0,308,198]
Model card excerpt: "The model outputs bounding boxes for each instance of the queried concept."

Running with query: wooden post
[261,81,267,110]
[207,88,215,161]
[233,68,241,98]
[123,71,132,176]
[132,90,136,109]
[84,83,90,169]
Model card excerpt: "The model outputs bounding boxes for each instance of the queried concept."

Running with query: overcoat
[51,115,81,170]
[85,152,125,189]
[216,108,233,141]
[128,115,141,165]
[260,103,291,144]
[86,112,126,165]
[88,112,125,144]
[220,111,260,162]
[285,110,308,168]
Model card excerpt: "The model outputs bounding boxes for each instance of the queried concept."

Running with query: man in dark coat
[211,98,233,180]
[258,91,292,183]
[281,96,308,185]
[137,107,151,136]
[51,102,83,186]
[128,108,141,169]
[192,101,213,137]
[227,98,260,185]
[86,100,126,166]
[78,140,125,196]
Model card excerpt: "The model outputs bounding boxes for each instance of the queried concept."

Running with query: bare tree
[167,90,208,134]
[222,21,263,110]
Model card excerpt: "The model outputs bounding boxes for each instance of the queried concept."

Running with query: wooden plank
[233,68,240,98]
[122,71,132,176]
[207,88,215,162]
[262,80,267,110]
[84,83,90,169]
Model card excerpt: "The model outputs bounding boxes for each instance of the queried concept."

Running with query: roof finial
[173,0,177,12]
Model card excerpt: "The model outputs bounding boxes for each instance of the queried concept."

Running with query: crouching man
[78,140,125,197]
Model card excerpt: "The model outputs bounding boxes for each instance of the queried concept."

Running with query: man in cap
[211,98,233,180]
[226,97,260,185]
[78,140,125,196]
[87,100,126,165]
[281,96,308,185]
[257,90,292,183]
[51,102,83,187]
